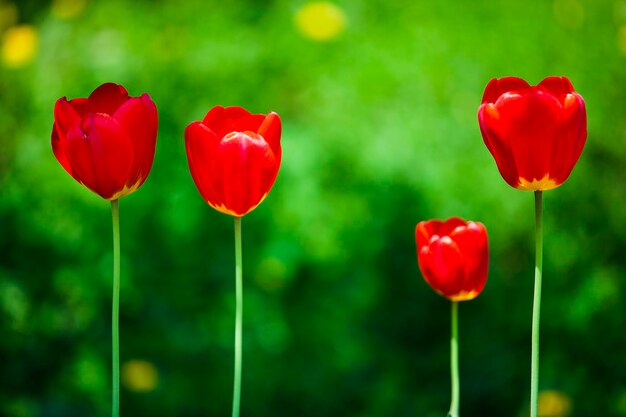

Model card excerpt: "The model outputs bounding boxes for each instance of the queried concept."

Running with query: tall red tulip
[478,76,587,191]
[415,217,489,302]
[478,76,587,417]
[185,105,282,417]
[185,105,282,216]
[51,82,158,417]
[52,82,158,200]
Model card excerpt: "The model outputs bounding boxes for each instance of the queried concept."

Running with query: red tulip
[52,83,158,200]
[415,218,488,302]
[478,76,587,191]
[185,106,282,217]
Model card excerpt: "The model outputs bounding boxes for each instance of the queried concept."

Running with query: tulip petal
[415,220,439,250]
[202,106,267,139]
[438,217,467,236]
[450,222,488,295]
[201,105,226,128]
[65,114,134,200]
[238,114,267,134]
[496,91,562,188]
[538,76,575,103]
[419,237,465,299]
[481,77,531,104]
[54,97,83,134]
[549,93,587,184]
[203,106,246,127]
[416,217,466,249]
[114,93,158,189]
[86,83,129,115]
[478,103,521,188]
[185,121,225,209]
[202,106,248,138]
[51,124,75,179]
[52,97,88,181]
[217,132,279,216]
[67,97,89,117]
[258,112,282,159]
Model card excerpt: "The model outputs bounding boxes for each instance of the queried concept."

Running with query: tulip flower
[478,76,587,191]
[185,105,282,417]
[477,76,587,417]
[415,217,489,417]
[52,82,158,200]
[415,218,489,302]
[52,82,158,417]
[185,105,282,217]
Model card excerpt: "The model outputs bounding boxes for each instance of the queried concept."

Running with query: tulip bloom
[185,106,282,217]
[416,217,488,417]
[51,82,157,417]
[415,217,488,302]
[52,82,158,200]
[185,105,282,417]
[478,76,587,191]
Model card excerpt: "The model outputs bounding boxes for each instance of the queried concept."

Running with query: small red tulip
[415,218,488,302]
[52,83,158,200]
[185,106,282,217]
[478,76,587,191]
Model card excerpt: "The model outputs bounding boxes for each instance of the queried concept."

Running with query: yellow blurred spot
[0,2,18,32]
[51,0,87,20]
[553,0,584,29]
[2,25,38,68]
[538,390,573,417]
[295,2,346,41]
[121,360,159,393]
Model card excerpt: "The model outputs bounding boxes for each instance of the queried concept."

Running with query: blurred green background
[1,0,624,416]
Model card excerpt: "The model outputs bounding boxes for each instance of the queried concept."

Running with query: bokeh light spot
[295,2,346,41]
[538,390,573,417]
[1,25,38,68]
[121,359,159,393]
[51,0,87,20]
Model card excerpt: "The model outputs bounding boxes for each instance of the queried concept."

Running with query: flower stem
[530,190,543,417]
[232,216,243,417]
[111,199,120,417]
[448,301,460,417]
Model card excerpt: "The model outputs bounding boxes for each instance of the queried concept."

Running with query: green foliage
[1,0,624,416]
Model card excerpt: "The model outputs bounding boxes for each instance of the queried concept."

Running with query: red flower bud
[478,76,587,191]
[415,218,489,302]
[185,106,282,217]
[52,83,158,200]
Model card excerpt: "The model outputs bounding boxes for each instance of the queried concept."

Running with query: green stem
[111,199,120,417]
[232,216,243,417]
[448,301,459,417]
[530,191,543,417]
